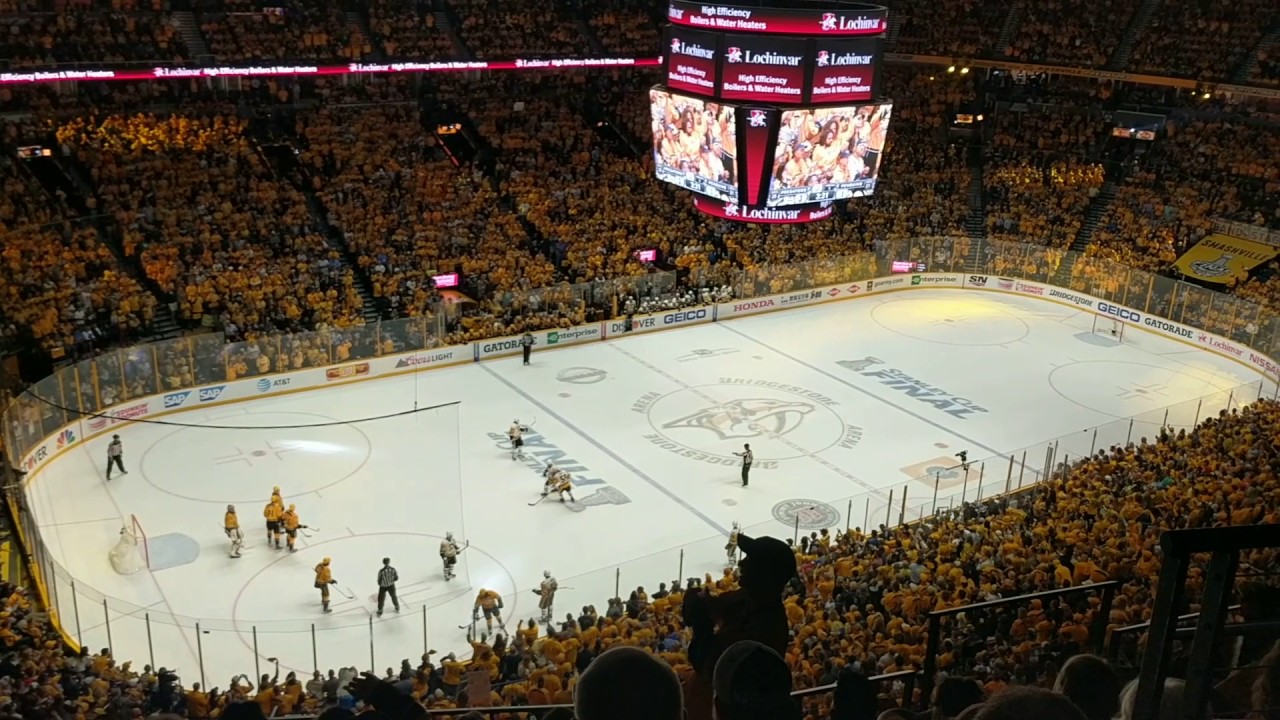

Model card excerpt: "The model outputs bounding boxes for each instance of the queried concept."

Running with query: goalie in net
[109,515,149,574]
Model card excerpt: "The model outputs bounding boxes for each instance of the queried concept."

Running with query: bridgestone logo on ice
[671,41,715,58]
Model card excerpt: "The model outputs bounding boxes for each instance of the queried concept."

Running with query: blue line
[717,324,1004,457]
[478,364,728,535]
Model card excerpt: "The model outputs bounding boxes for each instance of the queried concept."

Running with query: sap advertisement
[767,102,891,207]
[650,88,739,203]
[719,34,808,102]
[810,37,879,103]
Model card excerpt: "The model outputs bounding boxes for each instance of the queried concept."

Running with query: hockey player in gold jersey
[314,557,336,612]
[225,505,244,558]
[263,501,283,548]
[282,505,301,552]
[473,588,504,632]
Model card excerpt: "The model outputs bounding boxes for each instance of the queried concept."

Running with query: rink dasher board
[16,272,1279,480]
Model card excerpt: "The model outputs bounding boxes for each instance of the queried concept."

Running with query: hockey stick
[333,585,355,600]
[528,493,550,507]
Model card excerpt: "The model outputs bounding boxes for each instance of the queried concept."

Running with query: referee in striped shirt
[376,558,400,616]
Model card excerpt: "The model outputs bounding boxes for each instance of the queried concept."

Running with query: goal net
[1090,313,1125,343]
[108,515,149,574]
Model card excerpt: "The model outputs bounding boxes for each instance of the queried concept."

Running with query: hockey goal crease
[109,514,150,574]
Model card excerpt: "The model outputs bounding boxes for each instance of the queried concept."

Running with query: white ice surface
[27,290,1271,684]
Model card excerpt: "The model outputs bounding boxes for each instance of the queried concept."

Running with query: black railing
[920,581,1119,705]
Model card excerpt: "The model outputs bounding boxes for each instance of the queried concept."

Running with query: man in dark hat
[682,534,798,720]
[713,640,799,720]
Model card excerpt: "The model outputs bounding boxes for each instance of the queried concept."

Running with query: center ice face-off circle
[139,411,374,503]
[645,381,846,463]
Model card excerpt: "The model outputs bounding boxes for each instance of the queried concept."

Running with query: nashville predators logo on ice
[662,398,814,441]
[633,378,863,470]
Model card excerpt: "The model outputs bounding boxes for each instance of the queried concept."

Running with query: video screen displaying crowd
[0,1,1279,719]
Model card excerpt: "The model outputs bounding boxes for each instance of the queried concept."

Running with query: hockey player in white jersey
[725,521,740,567]
[532,570,558,623]
[440,532,466,580]
[541,467,576,504]
[508,419,531,461]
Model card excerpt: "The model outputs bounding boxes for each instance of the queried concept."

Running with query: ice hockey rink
[25,288,1273,684]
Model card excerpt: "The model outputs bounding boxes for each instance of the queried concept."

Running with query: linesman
[734,443,753,487]
[376,558,400,616]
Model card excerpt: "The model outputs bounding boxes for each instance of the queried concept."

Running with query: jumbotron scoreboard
[652,0,891,224]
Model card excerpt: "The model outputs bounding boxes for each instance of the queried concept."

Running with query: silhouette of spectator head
[713,640,798,720]
[574,646,683,720]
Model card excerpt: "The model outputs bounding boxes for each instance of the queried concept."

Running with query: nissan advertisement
[666,27,720,96]
[667,1,888,36]
[719,34,808,102]
[810,37,879,102]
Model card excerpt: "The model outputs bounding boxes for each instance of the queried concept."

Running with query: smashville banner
[1174,233,1280,284]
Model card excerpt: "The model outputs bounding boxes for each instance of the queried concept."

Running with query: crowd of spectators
[452,0,584,59]
[0,5,189,67]
[588,0,660,56]
[197,0,370,63]
[1128,0,1277,81]
[1006,0,1135,68]
[368,0,456,60]
[983,109,1107,248]
[1088,119,1280,272]
[0,141,154,357]
[58,112,364,341]
[3,389,1280,718]
[888,0,1007,59]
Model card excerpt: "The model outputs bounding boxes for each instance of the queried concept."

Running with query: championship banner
[1173,233,1280,284]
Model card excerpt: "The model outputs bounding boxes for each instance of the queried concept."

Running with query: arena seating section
[0,0,1279,717]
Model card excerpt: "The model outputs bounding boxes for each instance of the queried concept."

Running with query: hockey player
[542,459,557,482]
[439,532,463,580]
[725,521,740,567]
[551,468,575,504]
[314,557,336,613]
[508,420,530,461]
[225,505,244,559]
[474,588,504,632]
[282,504,301,552]
[263,500,283,547]
[271,486,284,510]
[532,570,558,623]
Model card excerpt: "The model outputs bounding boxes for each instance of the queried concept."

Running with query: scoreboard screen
[766,102,891,207]
[650,88,739,203]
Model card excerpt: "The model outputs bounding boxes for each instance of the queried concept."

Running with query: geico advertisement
[607,308,712,336]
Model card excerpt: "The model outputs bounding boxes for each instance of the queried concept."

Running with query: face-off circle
[773,499,841,530]
[645,380,846,463]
